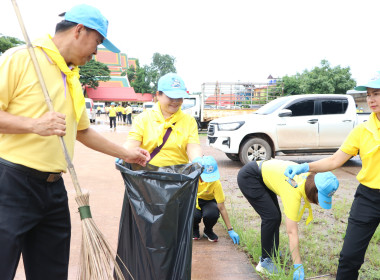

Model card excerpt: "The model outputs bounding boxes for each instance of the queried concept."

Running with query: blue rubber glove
[293,264,304,280]
[115,158,123,165]
[228,229,240,244]
[284,163,309,179]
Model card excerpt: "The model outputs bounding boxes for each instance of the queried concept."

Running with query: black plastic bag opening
[115,162,202,280]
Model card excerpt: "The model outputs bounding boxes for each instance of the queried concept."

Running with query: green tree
[79,59,111,92]
[0,35,24,55]
[126,59,153,93]
[283,60,356,95]
[147,53,177,90]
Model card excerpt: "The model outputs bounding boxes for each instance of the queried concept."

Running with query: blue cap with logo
[199,156,220,182]
[354,71,380,91]
[63,4,120,53]
[314,172,339,209]
[157,73,189,99]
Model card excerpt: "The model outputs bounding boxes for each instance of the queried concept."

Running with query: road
[14,121,361,279]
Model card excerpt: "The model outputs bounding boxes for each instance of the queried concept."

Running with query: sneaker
[203,230,218,242]
[193,228,200,240]
[256,257,278,274]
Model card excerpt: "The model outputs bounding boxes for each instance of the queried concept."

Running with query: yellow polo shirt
[196,180,225,210]
[340,113,380,189]
[108,106,117,117]
[127,103,200,167]
[126,106,132,114]
[261,160,313,224]
[0,44,89,172]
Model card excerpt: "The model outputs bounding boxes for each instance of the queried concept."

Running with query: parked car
[143,102,155,111]
[208,94,370,164]
[85,98,96,123]
[131,104,143,113]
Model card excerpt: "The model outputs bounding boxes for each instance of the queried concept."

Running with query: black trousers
[0,163,71,280]
[117,112,122,121]
[193,199,220,232]
[110,116,116,128]
[237,161,281,259]
[336,184,380,280]
[127,114,132,125]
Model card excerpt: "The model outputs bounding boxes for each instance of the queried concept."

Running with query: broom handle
[11,0,83,197]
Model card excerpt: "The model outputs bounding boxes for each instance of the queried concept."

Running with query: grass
[220,186,380,279]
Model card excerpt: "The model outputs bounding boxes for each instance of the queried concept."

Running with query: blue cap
[111,102,115,105]
[200,156,220,182]
[354,71,380,91]
[157,73,189,98]
[314,172,339,209]
[64,4,120,53]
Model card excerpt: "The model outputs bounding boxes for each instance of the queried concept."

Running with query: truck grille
[208,137,217,144]
[208,124,215,136]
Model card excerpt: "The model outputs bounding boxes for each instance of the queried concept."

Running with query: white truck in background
[207,94,370,165]
[182,95,259,130]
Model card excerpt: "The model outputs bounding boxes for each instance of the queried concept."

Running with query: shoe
[256,257,278,274]
[193,228,200,240]
[203,230,218,242]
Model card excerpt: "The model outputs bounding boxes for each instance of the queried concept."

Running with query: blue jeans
[0,163,71,280]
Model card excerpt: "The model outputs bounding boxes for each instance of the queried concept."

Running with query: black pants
[193,199,220,232]
[122,114,126,123]
[336,184,380,280]
[237,161,281,259]
[127,114,132,125]
[117,112,122,121]
[0,163,71,280]
[110,116,116,128]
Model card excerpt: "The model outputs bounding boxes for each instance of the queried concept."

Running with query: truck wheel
[225,153,240,161]
[239,138,272,165]
[197,120,202,131]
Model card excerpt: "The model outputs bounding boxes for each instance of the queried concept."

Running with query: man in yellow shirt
[0,4,149,279]
[285,74,380,280]
[193,156,239,244]
[238,159,339,279]
[125,103,132,125]
[108,102,117,131]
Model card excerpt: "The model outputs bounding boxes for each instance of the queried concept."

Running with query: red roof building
[85,48,153,102]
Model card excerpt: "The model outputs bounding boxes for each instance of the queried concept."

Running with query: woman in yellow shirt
[238,159,339,279]
[193,156,239,244]
[285,76,380,280]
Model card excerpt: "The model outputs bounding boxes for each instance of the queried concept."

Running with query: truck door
[317,99,354,148]
[276,99,319,149]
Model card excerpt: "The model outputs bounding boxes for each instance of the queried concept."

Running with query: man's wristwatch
[228,227,233,231]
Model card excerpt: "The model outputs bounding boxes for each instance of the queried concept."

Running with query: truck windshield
[254,97,291,115]
[182,98,196,110]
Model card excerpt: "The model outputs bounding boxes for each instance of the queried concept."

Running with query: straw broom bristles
[76,193,133,280]
[10,0,133,279]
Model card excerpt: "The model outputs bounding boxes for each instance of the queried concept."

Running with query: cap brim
[201,170,220,183]
[318,193,332,209]
[102,38,120,53]
[354,79,380,91]
[163,90,189,99]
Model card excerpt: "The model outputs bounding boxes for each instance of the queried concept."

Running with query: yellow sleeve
[127,112,146,143]
[213,180,225,203]
[340,125,361,156]
[187,116,200,144]
[0,49,18,111]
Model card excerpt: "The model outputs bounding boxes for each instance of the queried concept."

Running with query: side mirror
[278,109,292,117]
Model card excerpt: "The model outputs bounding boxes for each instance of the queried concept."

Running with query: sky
[1,0,379,93]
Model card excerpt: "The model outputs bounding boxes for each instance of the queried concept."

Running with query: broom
[10,1,132,279]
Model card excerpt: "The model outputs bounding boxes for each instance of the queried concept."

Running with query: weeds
[221,187,380,279]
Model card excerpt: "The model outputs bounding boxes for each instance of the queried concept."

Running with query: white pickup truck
[207,94,370,165]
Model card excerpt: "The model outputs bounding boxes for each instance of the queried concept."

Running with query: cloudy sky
[1,0,379,93]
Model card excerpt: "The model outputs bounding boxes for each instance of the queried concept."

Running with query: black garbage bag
[115,162,202,280]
